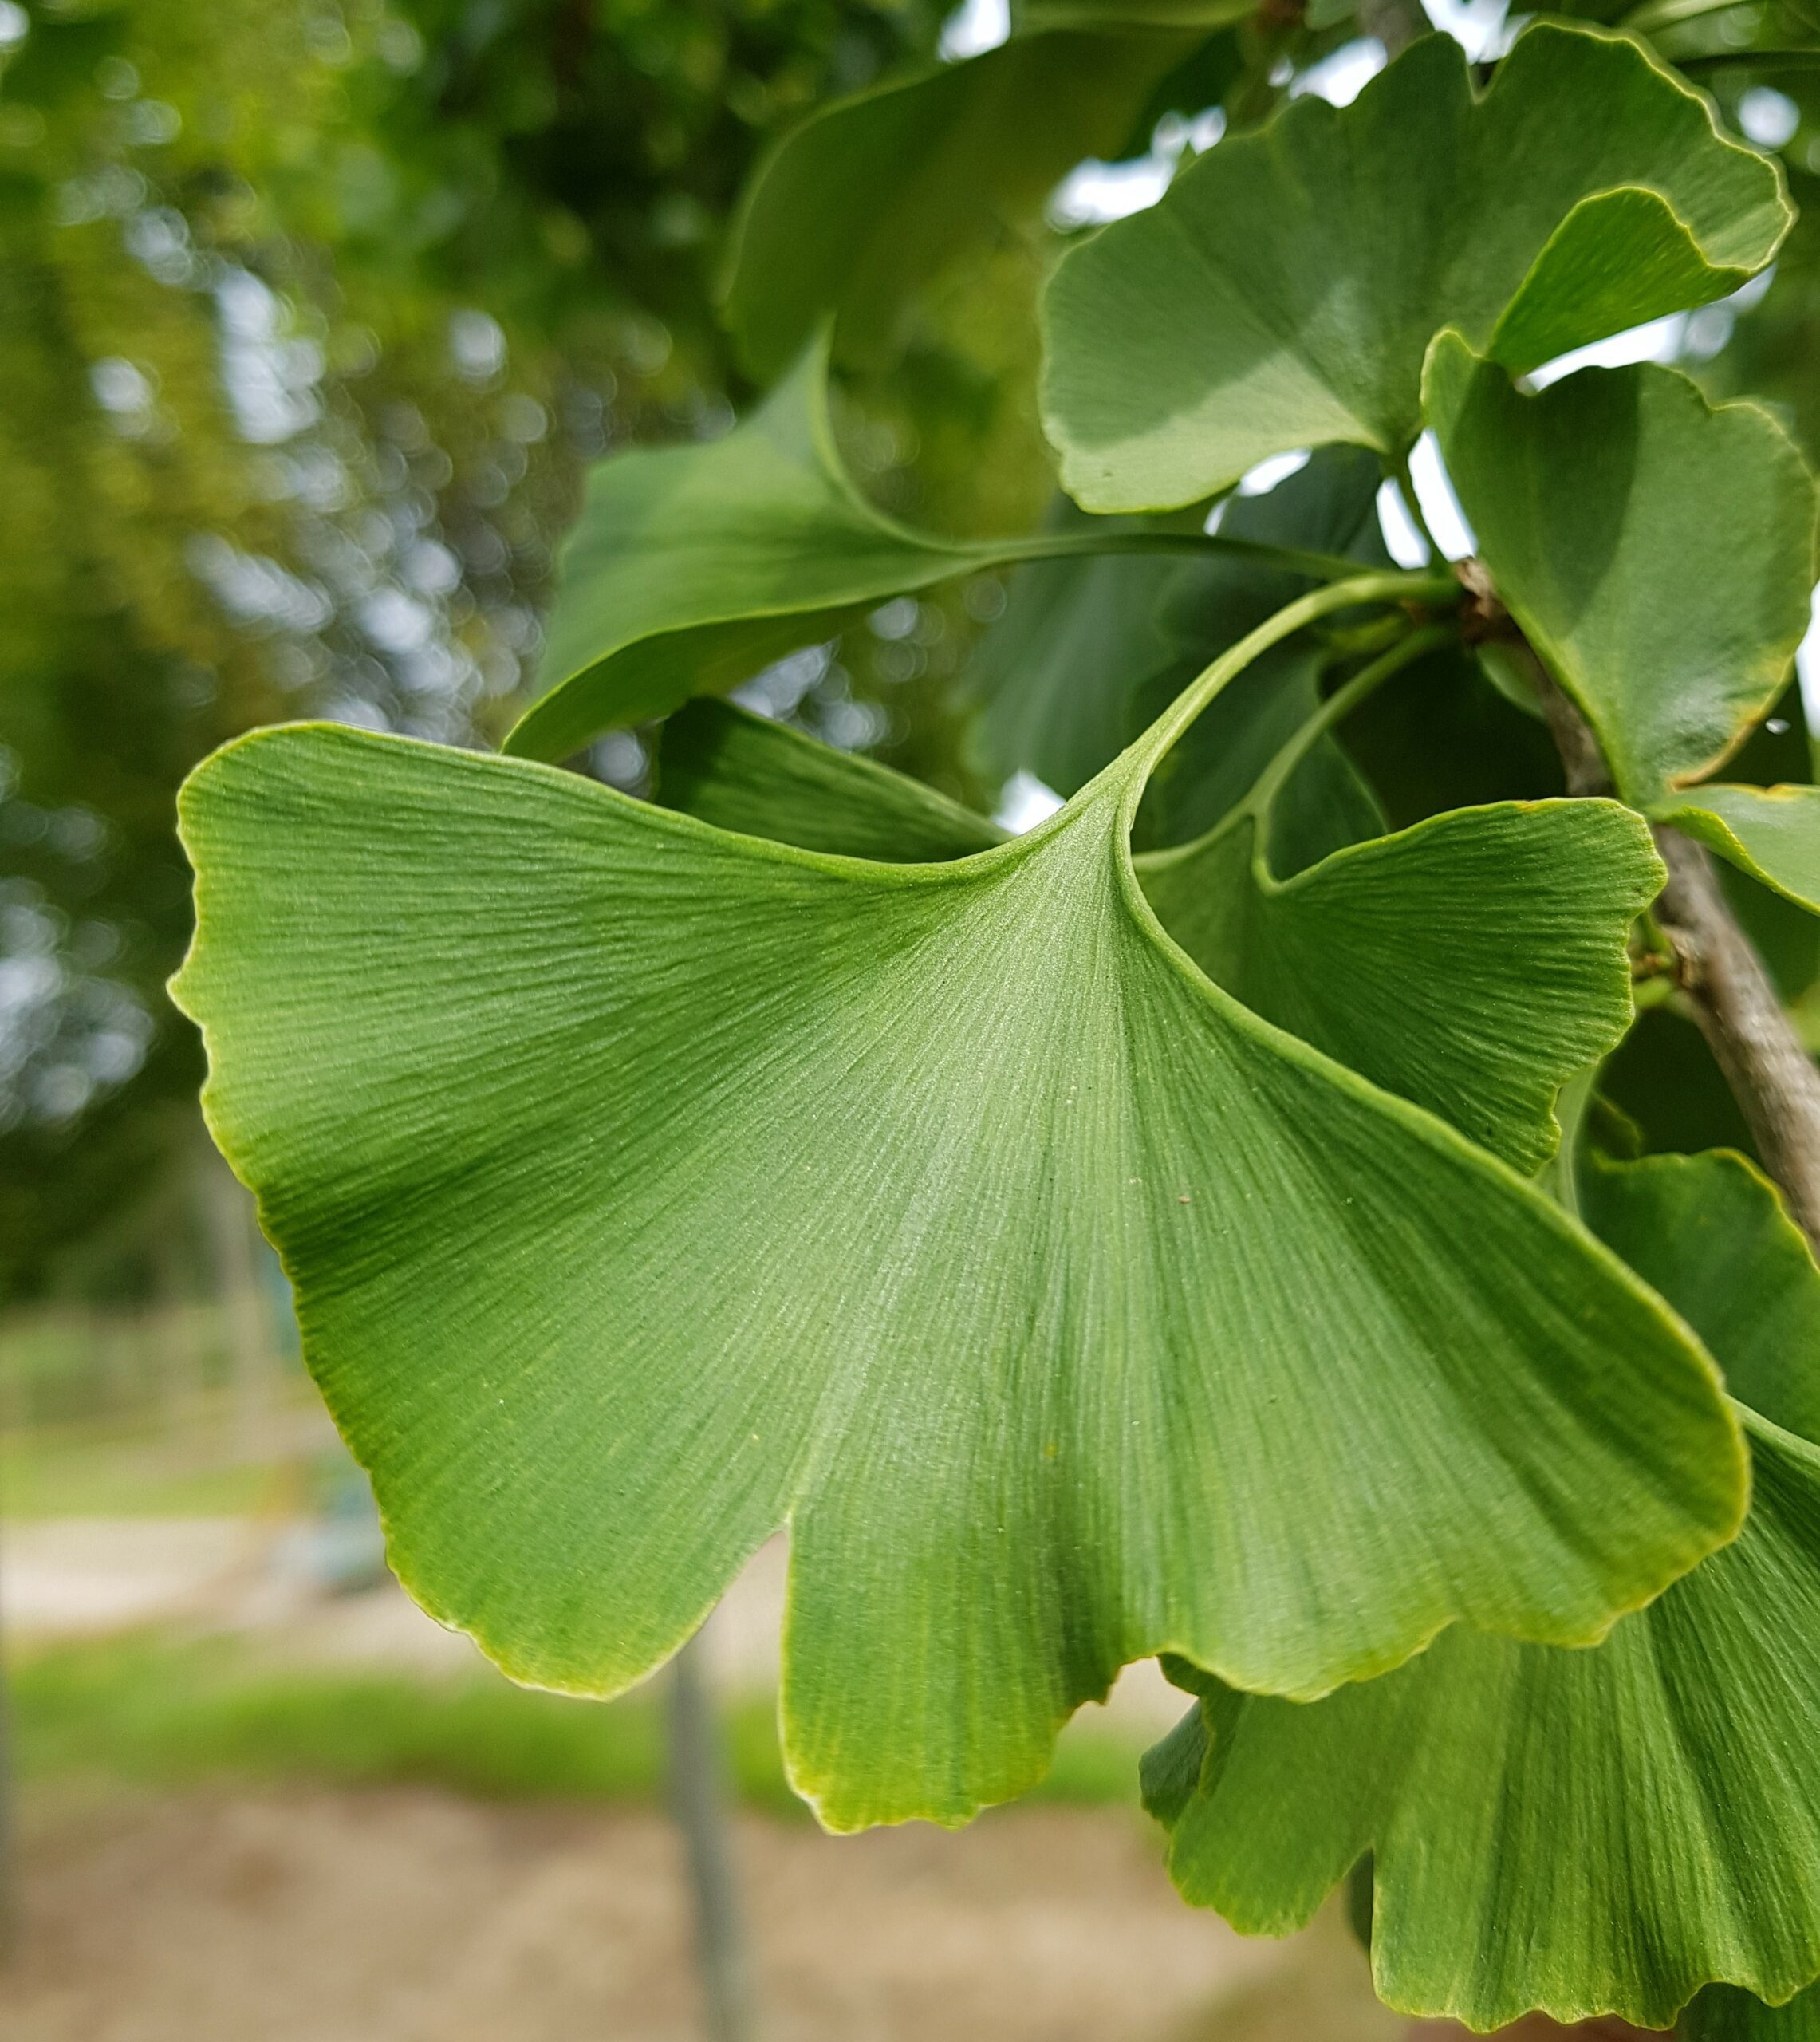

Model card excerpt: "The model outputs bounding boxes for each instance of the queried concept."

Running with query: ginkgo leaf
[654,697,1006,863]
[1425,336,1817,808]
[1658,694,1820,979]
[1141,795,1662,1175]
[1580,1150,1820,1445]
[661,663,1659,1176]
[1144,1149,1820,2031]
[1662,785,1820,916]
[719,22,1230,381]
[510,336,1349,763]
[173,575,1746,1835]
[1041,21,1789,512]
[509,339,983,762]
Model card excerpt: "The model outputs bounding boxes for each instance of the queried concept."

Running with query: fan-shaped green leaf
[1581,1151,1820,1444]
[1142,798,1662,1175]
[1042,21,1789,512]
[652,656,1653,1175]
[1657,692,1820,982]
[174,578,1745,1834]
[1144,1149,1820,2030]
[510,337,1350,763]
[719,26,1219,383]
[1664,785,1820,916]
[1424,335,1817,807]
[510,340,983,762]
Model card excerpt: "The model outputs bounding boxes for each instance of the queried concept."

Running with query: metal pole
[667,1632,755,2042]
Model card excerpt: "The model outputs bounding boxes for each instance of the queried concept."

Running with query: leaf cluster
[173,14,1820,2034]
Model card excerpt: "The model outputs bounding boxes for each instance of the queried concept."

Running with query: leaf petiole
[1241,624,1456,837]
[1131,571,1460,780]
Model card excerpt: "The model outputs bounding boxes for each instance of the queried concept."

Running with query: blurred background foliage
[0,0,962,1291]
[2,0,1820,1311]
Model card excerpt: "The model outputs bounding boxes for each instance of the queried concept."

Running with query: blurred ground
[0,1426,1414,2041]
[0,1789,1404,2042]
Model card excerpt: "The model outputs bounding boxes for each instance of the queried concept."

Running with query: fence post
[196,1151,278,1462]
[667,1631,756,2042]
[0,1504,15,1965]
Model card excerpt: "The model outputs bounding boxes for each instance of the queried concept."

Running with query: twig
[1650,826,1820,1248]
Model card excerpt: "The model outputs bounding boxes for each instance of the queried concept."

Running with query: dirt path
[0,1788,1402,2042]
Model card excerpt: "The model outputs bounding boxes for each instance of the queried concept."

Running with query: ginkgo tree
[171,15,1820,2039]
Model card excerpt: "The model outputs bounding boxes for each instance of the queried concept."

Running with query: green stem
[1243,625,1452,830]
[1131,570,1459,781]
[1010,528,1376,587]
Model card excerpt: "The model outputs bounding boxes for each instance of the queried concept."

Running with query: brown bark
[1651,826,1820,1248]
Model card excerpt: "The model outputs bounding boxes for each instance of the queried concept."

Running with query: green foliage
[720,22,1220,380]
[0,0,955,1292]
[1040,24,1789,512]
[1143,787,1661,1176]
[653,696,1006,859]
[1667,784,1820,914]
[1684,1981,1820,2040]
[516,333,1356,759]
[176,582,1747,1831]
[656,644,1661,1175]
[167,10,1820,2029]
[514,336,1038,756]
[1143,1153,1820,2030]
[963,446,1392,834]
[1426,336,1816,806]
